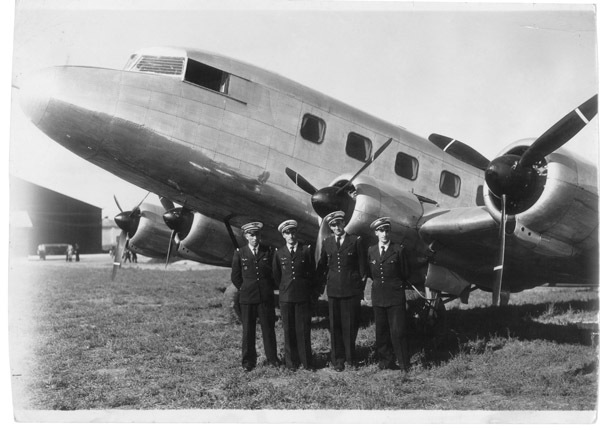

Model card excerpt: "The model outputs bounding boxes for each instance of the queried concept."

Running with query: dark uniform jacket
[317,234,367,298]
[272,242,316,303]
[231,244,276,305]
[367,242,411,307]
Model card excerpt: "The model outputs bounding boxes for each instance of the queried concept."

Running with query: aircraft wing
[418,205,596,293]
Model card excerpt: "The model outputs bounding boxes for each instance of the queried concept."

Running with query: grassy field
[8,258,598,419]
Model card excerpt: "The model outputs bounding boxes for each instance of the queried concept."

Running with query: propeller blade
[159,196,175,211]
[285,167,318,195]
[111,230,128,281]
[337,138,393,195]
[519,94,598,168]
[428,133,490,170]
[113,195,124,213]
[314,218,331,266]
[492,194,507,306]
[165,230,177,268]
[133,191,151,212]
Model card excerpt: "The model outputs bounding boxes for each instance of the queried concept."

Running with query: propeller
[286,137,393,219]
[286,138,394,260]
[486,95,598,206]
[485,94,598,305]
[111,192,150,280]
[162,205,195,267]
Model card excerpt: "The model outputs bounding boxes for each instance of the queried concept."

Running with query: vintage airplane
[19,46,598,308]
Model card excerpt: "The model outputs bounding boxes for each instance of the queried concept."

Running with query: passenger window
[476,185,484,206]
[346,132,372,162]
[300,114,326,143]
[184,59,230,93]
[395,152,419,180]
[440,171,461,197]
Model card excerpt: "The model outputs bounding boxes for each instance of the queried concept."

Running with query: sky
[7,0,599,220]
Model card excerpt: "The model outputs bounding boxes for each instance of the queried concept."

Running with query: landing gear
[407,288,447,339]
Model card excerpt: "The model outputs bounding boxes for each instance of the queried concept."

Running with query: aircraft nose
[19,67,58,125]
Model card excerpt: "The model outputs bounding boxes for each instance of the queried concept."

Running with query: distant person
[74,243,80,262]
[272,219,317,371]
[66,244,73,262]
[123,249,131,263]
[231,222,280,371]
[131,250,137,263]
[316,211,367,372]
[367,217,411,371]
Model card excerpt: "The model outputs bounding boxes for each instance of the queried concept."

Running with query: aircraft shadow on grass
[307,296,598,369]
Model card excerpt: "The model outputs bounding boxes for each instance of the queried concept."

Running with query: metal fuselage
[20,47,598,290]
[21,48,481,238]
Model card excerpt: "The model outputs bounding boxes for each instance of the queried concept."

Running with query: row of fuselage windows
[129,57,477,202]
[301,113,480,201]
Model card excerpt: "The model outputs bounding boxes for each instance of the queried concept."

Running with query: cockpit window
[184,59,230,93]
[129,55,186,76]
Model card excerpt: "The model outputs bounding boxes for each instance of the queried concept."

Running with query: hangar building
[10,176,103,256]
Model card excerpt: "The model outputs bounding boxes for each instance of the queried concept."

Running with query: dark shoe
[299,364,315,372]
[333,363,345,372]
[378,361,399,370]
[242,362,255,372]
[267,359,283,368]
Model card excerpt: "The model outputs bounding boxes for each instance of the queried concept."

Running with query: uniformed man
[367,217,411,371]
[231,222,280,371]
[272,219,317,371]
[317,211,367,371]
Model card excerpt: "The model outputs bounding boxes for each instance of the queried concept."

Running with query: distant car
[37,243,71,260]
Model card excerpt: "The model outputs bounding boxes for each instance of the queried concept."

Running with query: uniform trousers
[240,302,278,367]
[373,303,409,369]
[280,301,312,369]
[328,295,361,366]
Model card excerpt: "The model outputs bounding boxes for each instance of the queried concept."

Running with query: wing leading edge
[418,206,594,293]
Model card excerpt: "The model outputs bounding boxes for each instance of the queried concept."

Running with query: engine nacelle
[176,213,240,267]
[323,174,425,258]
[484,142,598,257]
[126,208,172,258]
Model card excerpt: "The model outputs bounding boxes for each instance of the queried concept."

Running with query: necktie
[290,246,295,258]
[336,236,341,250]
[253,247,257,256]
[381,246,385,257]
